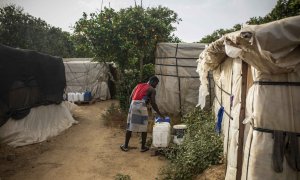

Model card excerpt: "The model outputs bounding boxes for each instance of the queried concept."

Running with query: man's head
[148,76,159,88]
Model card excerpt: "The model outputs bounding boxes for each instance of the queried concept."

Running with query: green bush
[159,107,223,180]
[117,64,155,112]
[115,173,131,180]
[142,63,155,82]
[117,69,139,111]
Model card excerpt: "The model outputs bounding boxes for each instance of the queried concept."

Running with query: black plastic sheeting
[0,44,66,126]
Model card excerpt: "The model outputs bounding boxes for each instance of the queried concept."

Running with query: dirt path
[0,100,166,180]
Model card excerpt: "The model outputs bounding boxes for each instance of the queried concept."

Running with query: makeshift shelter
[63,58,111,101]
[155,43,210,116]
[197,16,300,180]
[0,44,77,147]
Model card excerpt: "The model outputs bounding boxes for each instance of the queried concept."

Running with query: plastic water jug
[165,117,170,123]
[67,92,75,102]
[173,124,187,145]
[73,92,80,102]
[84,91,92,101]
[155,116,171,123]
[152,122,171,148]
[79,92,84,102]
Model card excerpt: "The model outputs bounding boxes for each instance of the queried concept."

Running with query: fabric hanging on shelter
[0,101,78,147]
[63,58,111,100]
[216,106,224,134]
[196,16,300,180]
[155,43,207,115]
[0,44,66,126]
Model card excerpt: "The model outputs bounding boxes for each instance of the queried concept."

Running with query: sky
[0,0,278,43]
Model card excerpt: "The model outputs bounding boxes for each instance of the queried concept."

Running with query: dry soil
[0,100,166,180]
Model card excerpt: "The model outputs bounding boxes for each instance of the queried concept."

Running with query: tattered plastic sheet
[63,58,111,100]
[155,43,206,115]
[196,16,300,180]
[0,101,78,147]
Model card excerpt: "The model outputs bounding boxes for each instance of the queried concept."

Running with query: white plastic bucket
[67,92,75,102]
[173,124,187,145]
[152,122,171,148]
[74,92,80,102]
[79,92,84,102]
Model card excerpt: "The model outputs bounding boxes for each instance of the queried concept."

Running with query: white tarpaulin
[155,43,207,115]
[0,101,78,147]
[197,16,300,180]
[63,58,111,100]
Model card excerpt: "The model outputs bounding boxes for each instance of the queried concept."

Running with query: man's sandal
[140,147,149,152]
[120,144,129,152]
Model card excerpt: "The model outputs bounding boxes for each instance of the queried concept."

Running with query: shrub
[142,63,155,82]
[115,173,131,180]
[117,64,155,112]
[159,107,223,180]
[117,69,139,112]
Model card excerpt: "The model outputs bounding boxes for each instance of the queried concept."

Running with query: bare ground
[196,164,225,180]
[0,100,166,180]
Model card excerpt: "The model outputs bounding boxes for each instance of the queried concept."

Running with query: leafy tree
[0,5,77,57]
[199,24,241,43]
[247,0,300,24]
[199,0,300,43]
[73,5,181,74]
[73,5,181,111]
[73,9,123,65]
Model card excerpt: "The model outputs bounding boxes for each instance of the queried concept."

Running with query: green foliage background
[0,5,79,57]
[117,63,155,111]
[160,107,223,180]
[73,6,181,72]
[199,0,300,43]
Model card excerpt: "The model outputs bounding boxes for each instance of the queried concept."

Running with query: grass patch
[115,173,131,180]
[159,107,223,180]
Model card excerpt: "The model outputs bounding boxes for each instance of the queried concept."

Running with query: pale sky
[0,0,277,42]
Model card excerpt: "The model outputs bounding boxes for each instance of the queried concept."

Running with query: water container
[165,117,170,123]
[155,116,171,123]
[84,91,92,101]
[74,92,80,102]
[152,122,171,148]
[79,92,84,102]
[67,93,71,102]
[67,92,75,102]
[173,124,187,145]
[155,117,162,123]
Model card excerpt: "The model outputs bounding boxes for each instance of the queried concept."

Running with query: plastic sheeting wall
[0,44,66,126]
[212,58,242,180]
[241,65,300,180]
[197,16,300,180]
[63,58,111,100]
[0,101,78,147]
[155,43,208,115]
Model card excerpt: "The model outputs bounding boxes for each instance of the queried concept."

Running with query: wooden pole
[174,44,182,117]
[236,61,248,180]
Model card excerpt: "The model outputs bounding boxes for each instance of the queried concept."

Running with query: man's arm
[148,88,164,118]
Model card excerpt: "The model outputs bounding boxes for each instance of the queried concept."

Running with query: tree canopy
[0,5,76,57]
[73,5,181,74]
[199,0,300,43]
